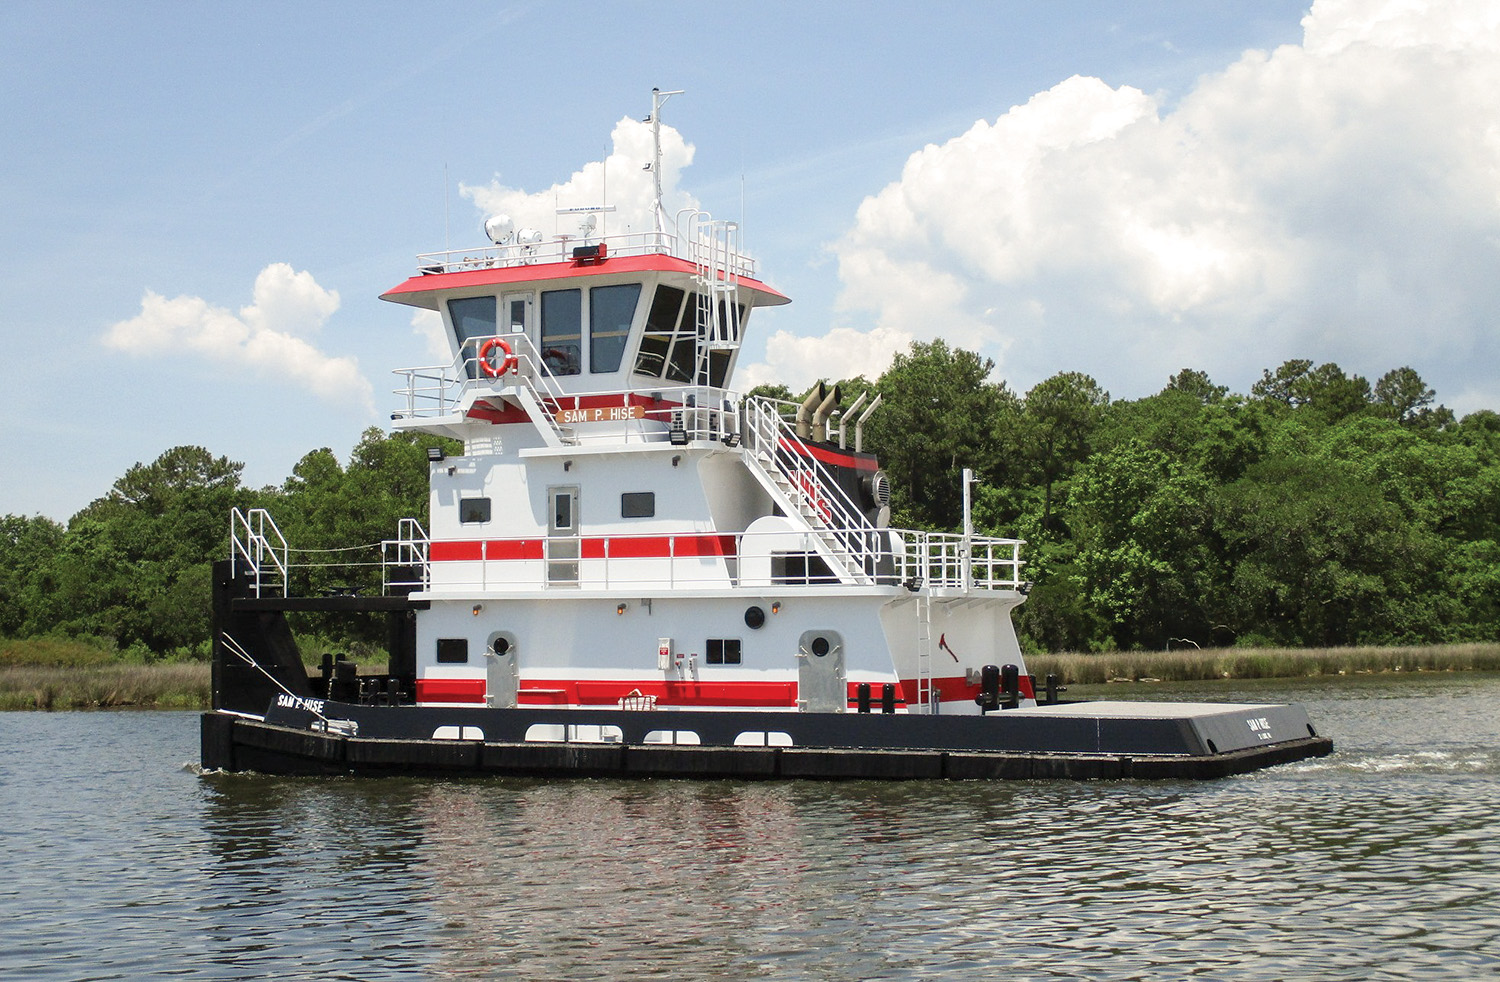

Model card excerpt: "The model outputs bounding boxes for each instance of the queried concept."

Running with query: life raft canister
[479,337,519,377]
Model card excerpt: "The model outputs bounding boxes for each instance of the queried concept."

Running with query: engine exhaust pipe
[811,384,842,442]
[795,382,827,440]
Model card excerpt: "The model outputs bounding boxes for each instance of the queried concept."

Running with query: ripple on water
[2,678,1499,981]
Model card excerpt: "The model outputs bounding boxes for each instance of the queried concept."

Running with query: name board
[555,405,647,425]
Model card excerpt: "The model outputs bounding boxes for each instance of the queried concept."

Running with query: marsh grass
[0,663,211,710]
[1027,643,1500,685]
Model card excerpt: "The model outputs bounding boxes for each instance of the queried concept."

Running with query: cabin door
[485,632,518,708]
[797,630,846,713]
[547,485,580,586]
[501,292,537,368]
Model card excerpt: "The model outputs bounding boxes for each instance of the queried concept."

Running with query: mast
[648,87,684,237]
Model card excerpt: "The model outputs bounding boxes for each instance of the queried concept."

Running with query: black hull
[201,700,1333,781]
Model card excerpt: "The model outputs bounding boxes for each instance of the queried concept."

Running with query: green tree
[0,514,65,637]
[1069,442,1216,649]
[1019,371,1109,533]
[864,340,1011,529]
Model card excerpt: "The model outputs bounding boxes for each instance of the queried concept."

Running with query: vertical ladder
[682,212,742,385]
[916,593,934,712]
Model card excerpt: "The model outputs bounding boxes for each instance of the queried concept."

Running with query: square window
[437,638,469,664]
[706,639,741,665]
[460,498,491,524]
[621,492,655,518]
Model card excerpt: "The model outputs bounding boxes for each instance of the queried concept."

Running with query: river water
[2,674,1498,981]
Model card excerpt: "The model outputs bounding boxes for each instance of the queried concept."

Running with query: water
[3,675,1499,981]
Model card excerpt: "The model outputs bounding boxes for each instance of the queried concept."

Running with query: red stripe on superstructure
[431,535,732,562]
[429,539,547,561]
[429,540,484,562]
[416,678,487,704]
[779,437,880,472]
[466,401,529,424]
[465,393,681,426]
[381,254,789,304]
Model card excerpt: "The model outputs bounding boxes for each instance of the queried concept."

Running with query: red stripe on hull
[417,674,1028,710]
[416,678,487,704]
[519,679,798,709]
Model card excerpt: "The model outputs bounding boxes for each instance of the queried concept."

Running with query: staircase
[477,333,576,448]
[741,398,885,586]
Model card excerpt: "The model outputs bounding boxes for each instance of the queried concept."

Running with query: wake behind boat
[201,92,1330,780]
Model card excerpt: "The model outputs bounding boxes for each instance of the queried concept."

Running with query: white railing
[230,507,289,597]
[391,333,575,439]
[412,227,757,280]
[398,525,1023,595]
[382,518,430,592]
[742,397,885,581]
[896,531,1025,592]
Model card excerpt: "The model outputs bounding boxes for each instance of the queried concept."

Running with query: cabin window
[706,639,742,665]
[589,283,641,374]
[459,498,491,524]
[635,285,685,379]
[620,492,655,518]
[449,296,497,376]
[436,638,469,664]
[540,289,581,376]
[664,294,698,384]
[771,552,837,584]
[705,300,745,388]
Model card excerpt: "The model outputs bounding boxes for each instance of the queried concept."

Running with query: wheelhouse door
[502,292,533,365]
[547,485,580,586]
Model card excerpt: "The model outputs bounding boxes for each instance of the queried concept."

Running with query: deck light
[617,603,628,615]
[428,447,446,462]
[472,604,483,616]
[771,601,781,614]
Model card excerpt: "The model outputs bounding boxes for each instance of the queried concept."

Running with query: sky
[4,0,1499,522]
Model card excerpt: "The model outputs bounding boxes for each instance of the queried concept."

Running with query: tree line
[2,344,1497,658]
[755,345,1500,652]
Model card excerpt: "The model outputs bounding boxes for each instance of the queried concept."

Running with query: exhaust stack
[795,382,827,440]
[811,384,842,442]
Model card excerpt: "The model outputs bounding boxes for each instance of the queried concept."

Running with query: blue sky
[5,1,1496,522]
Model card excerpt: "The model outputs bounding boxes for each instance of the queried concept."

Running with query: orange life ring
[479,337,518,377]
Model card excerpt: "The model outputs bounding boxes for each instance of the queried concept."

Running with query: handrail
[405,525,1022,594]
[742,397,884,582]
[412,228,758,279]
[229,507,289,598]
[382,518,430,592]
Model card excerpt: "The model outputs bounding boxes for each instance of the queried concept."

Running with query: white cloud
[460,117,698,241]
[763,0,1500,407]
[410,308,448,363]
[104,262,374,412]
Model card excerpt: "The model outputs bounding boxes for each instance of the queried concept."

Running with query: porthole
[811,636,830,657]
[744,605,766,629]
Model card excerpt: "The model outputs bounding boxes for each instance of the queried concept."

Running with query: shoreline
[3,642,1498,711]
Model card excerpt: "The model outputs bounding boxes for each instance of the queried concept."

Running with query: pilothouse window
[635,285,685,379]
[589,283,641,374]
[449,297,497,376]
[540,289,581,376]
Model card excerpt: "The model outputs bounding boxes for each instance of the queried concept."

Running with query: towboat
[200,93,1331,780]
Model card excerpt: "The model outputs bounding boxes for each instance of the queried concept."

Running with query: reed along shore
[2,638,1498,710]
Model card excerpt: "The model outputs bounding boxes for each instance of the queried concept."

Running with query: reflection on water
[1,675,1498,980]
